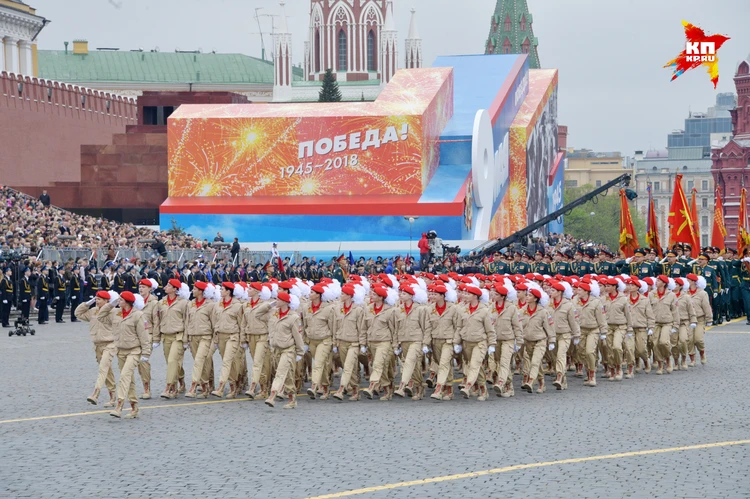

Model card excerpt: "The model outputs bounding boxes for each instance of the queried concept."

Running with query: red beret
[96,290,110,300]
[311,284,326,295]
[342,284,356,296]
[627,277,641,287]
[120,291,136,303]
[168,279,182,289]
[379,275,394,288]
[433,284,448,294]
[686,273,699,282]
[277,292,291,303]
[578,282,591,292]
[438,275,451,283]
[373,286,388,298]
[222,281,235,290]
[138,279,153,288]
[194,281,208,291]
[250,282,264,291]
[605,277,618,286]
[278,281,293,290]
[550,281,565,292]
[493,284,508,296]
[529,288,542,300]
[466,286,482,297]
[657,275,669,284]
[399,283,415,295]
[516,283,529,291]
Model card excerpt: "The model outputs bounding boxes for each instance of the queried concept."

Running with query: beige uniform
[395,303,432,394]
[490,300,523,389]
[334,302,367,392]
[185,298,215,386]
[521,304,555,388]
[549,298,581,385]
[75,302,116,393]
[363,303,398,390]
[688,288,712,356]
[268,309,304,395]
[576,297,607,372]
[649,290,679,364]
[627,294,655,367]
[156,296,189,386]
[603,293,633,369]
[241,299,273,393]
[302,301,337,389]
[428,302,460,388]
[673,291,697,361]
[454,304,496,389]
[212,299,244,387]
[138,295,160,388]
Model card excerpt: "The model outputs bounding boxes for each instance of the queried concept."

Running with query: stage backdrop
[167,68,453,198]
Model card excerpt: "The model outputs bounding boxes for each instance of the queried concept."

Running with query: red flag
[738,188,750,256]
[667,174,700,250]
[619,189,639,257]
[277,256,284,275]
[646,185,662,257]
[711,186,727,250]
[690,188,700,248]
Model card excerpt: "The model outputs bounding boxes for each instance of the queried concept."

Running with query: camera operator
[427,230,444,262]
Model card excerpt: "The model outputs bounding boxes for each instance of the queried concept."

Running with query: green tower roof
[484,0,540,69]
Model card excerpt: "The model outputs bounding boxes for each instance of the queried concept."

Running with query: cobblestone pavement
[2,318,750,498]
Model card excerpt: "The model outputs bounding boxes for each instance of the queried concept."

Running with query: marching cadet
[77,290,118,407]
[548,281,580,390]
[361,285,399,401]
[575,282,607,387]
[185,282,216,398]
[37,266,50,325]
[626,277,655,375]
[650,275,680,374]
[303,284,338,400]
[454,286,496,401]
[156,279,189,399]
[100,290,151,419]
[19,267,32,321]
[686,273,712,366]
[428,284,460,401]
[490,284,523,397]
[332,284,367,401]
[242,282,273,400]
[602,277,632,381]
[672,278,697,370]
[393,283,431,400]
[211,282,245,398]
[265,292,304,409]
[520,287,554,393]
[137,278,160,400]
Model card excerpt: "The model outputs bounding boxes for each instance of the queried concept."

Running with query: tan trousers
[634,327,649,365]
[369,341,394,388]
[580,328,599,371]
[189,335,214,385]
[116,347,140,403]
[309,337,333,387]
[653,324,672,362]
[270,346,297,395]
[689,318,706,354]
[93,342,116,392]
[523,339,547,382]
[432,339,453,386]
[554,333,571,375]
[217,332,240,385]
[162,333,185,385]
[398,341,423,387]
[248,334,271,391]
[672,322,689,359]
[606,325,626,367]
[137,332,152,385]
[463,340,488,387]
[338,341,361,391]
[495,339,515,387]
[623,330,635,366]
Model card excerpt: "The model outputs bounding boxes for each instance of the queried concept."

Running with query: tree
[562,185,647,252]
[318,69,342,102]
[167,218,186,238]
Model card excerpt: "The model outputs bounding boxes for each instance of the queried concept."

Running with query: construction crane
[254,7,267,61]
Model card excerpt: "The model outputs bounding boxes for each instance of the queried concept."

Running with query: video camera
[442,244,461,256]
[8,317,35,337]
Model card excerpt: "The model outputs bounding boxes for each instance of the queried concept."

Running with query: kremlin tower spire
[272,1,293,102]
[404,8,422,69]
[380,0,398,86]
[485,0,540,68]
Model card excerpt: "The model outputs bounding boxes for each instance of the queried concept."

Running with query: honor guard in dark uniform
[661,250,686,278]
[487,252,510,275]
[681,244,693,264]
[725,248,743,319]
[739,248,750,325]
[1,267,13,327]
[68,267,82,322]
[99,268,111,292]
[333,255,347,284]
[533,251,551,275]
[54,267,67,323]
[37,267,50,324]
[693,253,718,323]
[552,250,571,276]
[510,251,531,275]
[248,264,261,283]
[84,266,99,301]
[20,267,32,320]
[113,266,126,294]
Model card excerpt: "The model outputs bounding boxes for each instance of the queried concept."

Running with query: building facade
[0,0,47,76]
[711,54,750,248]
[484,0,540,69]
[564,149,631,190]
[668,93,735,157]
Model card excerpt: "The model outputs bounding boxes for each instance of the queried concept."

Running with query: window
[654,181,660,192]
[367,30,376,71]
[702,180,709,191]
[565,180,578,188]
[701,215,709,228]
[702,234,708,246]
[653,199,658,209]
[314,30,321,73]
[595,180,602,187]
[520,15,526,31]
[521,38,530,54]
[502,38,511,54]
[338,30,347,71]
[143,106,174,126]
[688,180,694,190]
[504,15,511,32]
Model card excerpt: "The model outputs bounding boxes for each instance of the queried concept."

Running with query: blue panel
[162,214,464,242]
[419,164,471,203]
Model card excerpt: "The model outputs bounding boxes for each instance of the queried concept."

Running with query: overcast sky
[31,0,749,156]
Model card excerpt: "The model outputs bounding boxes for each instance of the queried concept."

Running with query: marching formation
[76,262,721,419]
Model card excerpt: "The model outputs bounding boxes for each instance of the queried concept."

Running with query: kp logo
[663,20,730,89]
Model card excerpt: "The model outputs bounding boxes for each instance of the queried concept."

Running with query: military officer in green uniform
[552,251,570,276]
[332,255,347,285]
[739,248,750,325]
[725,248,743,319]
[487,252,510,275]
[693,253,719,323]
[661,250,687,279]
[510,251,531,275]
[533,251,551,275]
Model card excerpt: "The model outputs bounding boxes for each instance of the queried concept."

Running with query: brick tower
[485,0,540,69]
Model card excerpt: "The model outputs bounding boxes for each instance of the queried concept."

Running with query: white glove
[707,322,712,326]
[514,344,521,352]
[454,344,462,354]
[152,342,160,349]
[2,300,6,304]
[295,355,303,362]
[332,346,338,354]
[87,298,96,306]
[39,296,45,300]
[548,343,555,351]
[573,338,580,345]
[689,323,696,328]
[22,299,27,303]
[488,345,496,354]
[241,343,249,350]
[713,293,717,298]
[140,356,149,362]
[108,291,119,304]
[394,347,402,356]
[422,345,430,354]
[360,346,367,354]
[599,334,607,340]
[303,344,309,353]
[627,333,633,338]
[647,329,653,336]
[670,328,677,334]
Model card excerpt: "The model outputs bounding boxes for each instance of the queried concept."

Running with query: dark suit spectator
[39,190,50,207]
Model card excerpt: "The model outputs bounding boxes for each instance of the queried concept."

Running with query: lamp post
[404,216,419,262]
